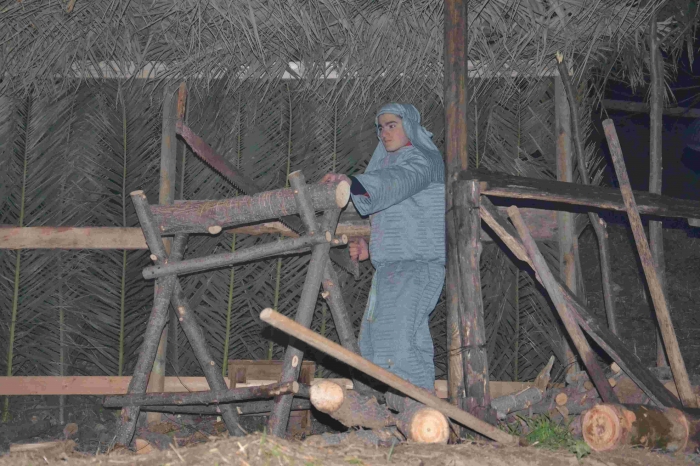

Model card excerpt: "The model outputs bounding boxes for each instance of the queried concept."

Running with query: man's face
[378,113,410,153]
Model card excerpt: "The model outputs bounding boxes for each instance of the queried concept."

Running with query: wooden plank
[603,119,697,408]
[0,376,531,400]
[0,227,149,249]
[462,168,700,220]
[601,99,700,118]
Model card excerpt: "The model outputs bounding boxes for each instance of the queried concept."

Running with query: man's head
[377,113,410,152]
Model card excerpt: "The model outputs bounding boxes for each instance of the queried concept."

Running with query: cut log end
[335,181,350,208]
[310,381,345,414]
[325,231,332,242]
[406,407,449,444]
[581,405,628,452]
[208,225,222,235]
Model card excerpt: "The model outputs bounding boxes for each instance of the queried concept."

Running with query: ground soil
[2,431,699,466]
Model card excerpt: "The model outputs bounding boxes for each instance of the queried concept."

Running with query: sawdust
[1,432,696,466]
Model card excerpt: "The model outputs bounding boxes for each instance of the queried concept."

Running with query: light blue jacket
[351,104,445,265]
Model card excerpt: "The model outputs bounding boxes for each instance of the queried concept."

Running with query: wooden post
[603,119,697,408]
[259,308,519,445]
[555,54,617,335]
[444,0,469,414]
[146,85,178,425]
[648,17,669,369]
[454,181,491,412]
[554,72,579,374]
[507,206,618,403]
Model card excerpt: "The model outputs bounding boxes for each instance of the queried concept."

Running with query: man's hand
[321,172,350,185]
[349,238,369,262]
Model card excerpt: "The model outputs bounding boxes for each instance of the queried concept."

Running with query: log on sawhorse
[478,196,681,409]
[112,176,352,448]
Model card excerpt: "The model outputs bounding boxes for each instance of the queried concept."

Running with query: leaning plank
[149,181,349,235]
[259,308,519,445]
[603,119,697,408]
[0,227,148,250]
[508,206,617,403]
[480,197,681,409]
[460,168,700,220]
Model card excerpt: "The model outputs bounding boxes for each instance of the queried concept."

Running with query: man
[323,103,445,391]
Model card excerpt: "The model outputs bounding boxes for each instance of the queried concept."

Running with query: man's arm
[351,150,440,216]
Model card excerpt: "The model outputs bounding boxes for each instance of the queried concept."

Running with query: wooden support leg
[507,205,618,404]
[268,171,340,437]
[603,120,697,408]
[321,261,383,401]
[479,197,680,408]
[454,180,492,416]
[129,192,245,437]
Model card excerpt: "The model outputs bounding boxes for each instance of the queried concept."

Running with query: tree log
[104,381,299,408]
[310,381,393,429]
[582,403,700,453]
[149,181,349,235]
[395,402,450,444]
[491,387,543,420]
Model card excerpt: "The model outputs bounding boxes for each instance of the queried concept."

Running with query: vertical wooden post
[554,74,579,374]
[603,119,697,408]
[454,180,491,412]
[147,85,177,424]
[648,17,669,368]
[444,0,469,413]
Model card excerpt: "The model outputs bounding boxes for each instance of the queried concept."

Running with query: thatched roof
[0,1,697,390]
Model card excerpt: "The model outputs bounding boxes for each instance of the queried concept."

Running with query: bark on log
[140,398,311,415]
[455,181,491,410]
[603,120,697,408]
[507,206,618,404]
[310,381,393,429]
[142,232,344,279]
[491,387,544,420]
[149,181,349,235]
[460,168,700,221]
[479,196,681,409]
[104,382,299,408]
[582,403,700,453]
[444,0,469,417]
[268,172,339,437]
[259,308,519,445]
[395,402,450,444]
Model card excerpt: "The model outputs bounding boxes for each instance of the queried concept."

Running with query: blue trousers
[358,261,445,390]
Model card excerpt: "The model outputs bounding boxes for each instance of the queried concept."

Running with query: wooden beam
[0,376,533,400]
[604,119,697,408]
[602,99,700,119]
[461,168,700,220]
[0,209,556,250]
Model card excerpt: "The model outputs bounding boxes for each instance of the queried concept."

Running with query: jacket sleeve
[350,149,439,216]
